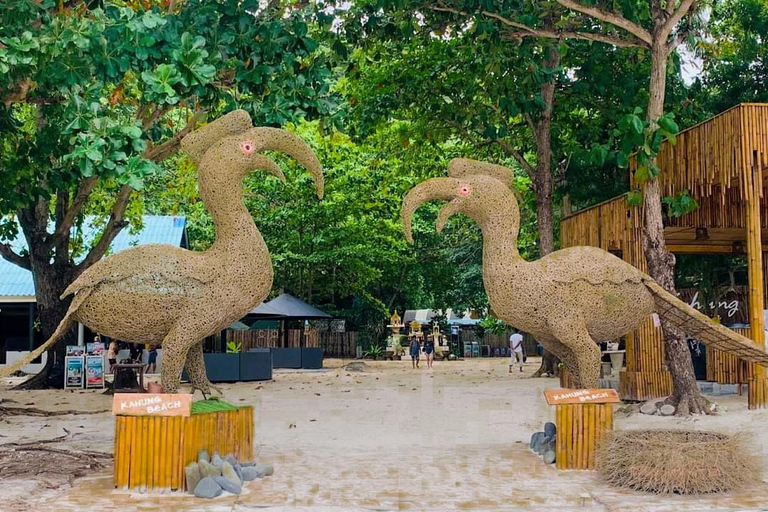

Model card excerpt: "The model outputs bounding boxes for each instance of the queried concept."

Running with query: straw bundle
[596,429,759,494]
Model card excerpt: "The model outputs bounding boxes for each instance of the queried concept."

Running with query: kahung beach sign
[543,388,620,405]
[112,393,192,416]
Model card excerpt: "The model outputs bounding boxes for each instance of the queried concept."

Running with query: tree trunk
[642,41,710,415]
[530,42,560,375]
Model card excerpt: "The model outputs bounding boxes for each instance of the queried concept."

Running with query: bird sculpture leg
[184,342,222,398]
[159,327,192,394]
[548,319,601,388]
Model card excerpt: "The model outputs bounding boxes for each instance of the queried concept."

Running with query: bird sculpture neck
[199,172,266,256]
[478,199,523,268]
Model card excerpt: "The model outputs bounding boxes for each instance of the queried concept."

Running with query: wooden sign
[544,388,620,405]
[113,393,192,417]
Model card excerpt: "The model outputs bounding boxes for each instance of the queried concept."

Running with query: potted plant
[363,344,385,360]
[391,335,404,360]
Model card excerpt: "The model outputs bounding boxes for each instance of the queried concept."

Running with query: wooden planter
[114,405,254,491]
[555,403,614,470]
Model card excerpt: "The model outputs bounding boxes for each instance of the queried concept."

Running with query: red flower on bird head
[458,183,472,197]
[240,140,255,154]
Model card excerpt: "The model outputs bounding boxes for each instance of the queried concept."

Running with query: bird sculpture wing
[644,279,768,365]
[61,244,220,299]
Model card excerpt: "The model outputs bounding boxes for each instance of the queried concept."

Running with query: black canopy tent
[251,293,332,348]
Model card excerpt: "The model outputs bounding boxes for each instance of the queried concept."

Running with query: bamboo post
[746,150,767,409]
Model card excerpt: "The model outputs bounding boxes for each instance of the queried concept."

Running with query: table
[113,363,147,393]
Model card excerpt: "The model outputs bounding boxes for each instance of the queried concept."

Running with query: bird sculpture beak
[436,198,463,234]
[250,155,286,182]
[401,177,458,244]
[245,127,324,199]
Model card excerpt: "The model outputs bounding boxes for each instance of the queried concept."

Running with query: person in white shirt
[509,331,524,373]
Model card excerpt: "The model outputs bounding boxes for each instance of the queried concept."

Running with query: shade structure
[261,293,332,320]
[247,301,286,319]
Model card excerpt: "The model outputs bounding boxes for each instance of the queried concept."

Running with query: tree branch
[47,176,98,249]
[0,243,30,270]
[142,110,205,163]
[75,185,131,272]
[660,0,696,39]
[494,139,536,178]
[665,30,688,53]
[554,0,653,46]
[431,6,646,48]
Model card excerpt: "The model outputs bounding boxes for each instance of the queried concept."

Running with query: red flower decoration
[240,140,255,154]
[458,183,472,197]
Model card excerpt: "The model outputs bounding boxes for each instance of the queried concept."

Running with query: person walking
[409,337,421,369]
[509,331,525,373]
[424,336,435,369]
[147,344,158,374]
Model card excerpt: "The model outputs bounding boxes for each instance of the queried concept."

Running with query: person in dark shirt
[409,337,421,369]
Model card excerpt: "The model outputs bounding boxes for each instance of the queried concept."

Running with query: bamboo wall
[555,403,614,470]
[114,407,254,491]
[562,103,768,403]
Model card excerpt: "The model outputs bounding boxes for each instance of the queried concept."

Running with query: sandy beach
[2,357,768,511]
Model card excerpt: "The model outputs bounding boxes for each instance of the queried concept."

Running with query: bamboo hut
[561,104,768,408]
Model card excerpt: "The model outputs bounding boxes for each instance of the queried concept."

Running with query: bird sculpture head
[402,158,520,243]
[181,110,324,199]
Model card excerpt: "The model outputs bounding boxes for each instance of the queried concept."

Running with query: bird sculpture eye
[240,141,255,154]
[458,184,472,197]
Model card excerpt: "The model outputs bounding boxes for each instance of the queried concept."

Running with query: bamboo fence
[555,403,614,470]
[561,104,768,404]
[114,407,254,491]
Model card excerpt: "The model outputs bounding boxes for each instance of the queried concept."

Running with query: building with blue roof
[0,215,187,370]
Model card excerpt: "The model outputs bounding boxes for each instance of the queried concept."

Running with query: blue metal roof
[0,215,187,298]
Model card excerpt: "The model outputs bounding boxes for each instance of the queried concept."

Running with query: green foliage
[363,343,384,359]
[225,341,242,354]
[478,315,511,336]
[613,109,679,185]
[662,191,699,218]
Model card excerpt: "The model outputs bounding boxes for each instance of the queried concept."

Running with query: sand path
[2,358,768,511]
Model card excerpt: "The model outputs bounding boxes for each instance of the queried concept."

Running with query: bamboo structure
[561,104,768,406]
[555,403,614,470]
[114,406,254,491]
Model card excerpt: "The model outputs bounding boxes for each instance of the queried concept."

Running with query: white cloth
[509,333,524,353]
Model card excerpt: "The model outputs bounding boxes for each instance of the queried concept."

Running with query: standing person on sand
[424,335,435,369]
[409,336,421,369]
[147,344,158,374]
[509,331,525,373]
[107,338,118,373]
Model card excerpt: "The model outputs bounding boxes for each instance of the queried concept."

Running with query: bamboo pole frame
[114,406,255,491]
[561,104,768,402]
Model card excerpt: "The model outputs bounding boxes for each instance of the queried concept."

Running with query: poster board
[112,393,192,417]
[66,345,85,357]
[87,341,104,356]
[64,356,84,389]
[86,355,105,389]
[543,388,620,405]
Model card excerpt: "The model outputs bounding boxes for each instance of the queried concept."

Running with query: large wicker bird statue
[402,158,768,388]
[1,110,323,394]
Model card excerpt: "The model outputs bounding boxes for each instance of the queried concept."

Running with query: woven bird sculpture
[402,158,768,388]
[1,110,323,394]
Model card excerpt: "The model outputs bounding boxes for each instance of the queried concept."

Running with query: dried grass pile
[596,429,759,494]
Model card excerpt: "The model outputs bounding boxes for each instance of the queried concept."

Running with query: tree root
[664,393,715,416]
[0,402,109,418]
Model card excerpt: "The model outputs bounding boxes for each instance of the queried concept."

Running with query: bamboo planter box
[544,388,619,470]
[114,401,254,491]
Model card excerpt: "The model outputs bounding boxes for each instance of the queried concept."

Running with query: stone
[530,432,543,451]
[543,449,556,464]
[185,463,202,494]
[232,463,243,483]
[224,454,238,467]
[214,476,242,495]
[536,441,547,455]
[222,461,240,487]
[211,452,224,470]
[660,404,676,416]
[544,422,556,438]
[344,362,366,372]
[198,460,221,478]
[194,477,223,499]
[541,435,552,446]
[241,466,261,481]
[254,464,274,477]
[198,450,209,463]
[640,401,658,415]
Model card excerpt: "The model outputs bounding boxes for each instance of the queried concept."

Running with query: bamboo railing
[114,407,254,491]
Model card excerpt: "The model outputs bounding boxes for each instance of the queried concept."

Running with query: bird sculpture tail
[644,279,768,365]
[0,289,90,378]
